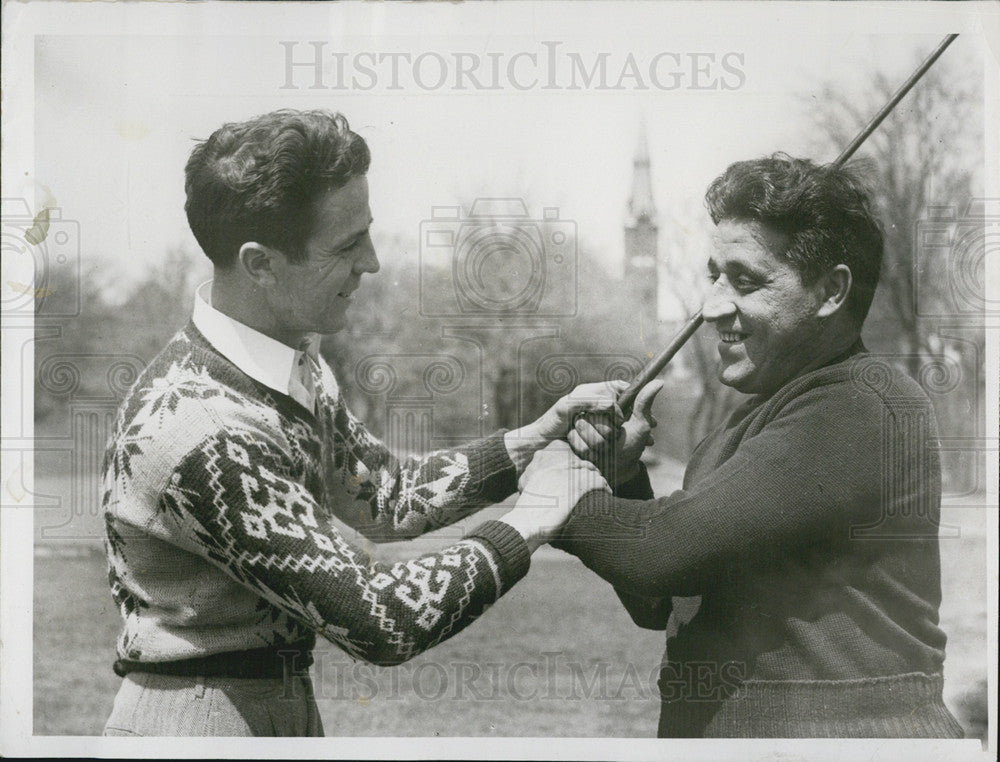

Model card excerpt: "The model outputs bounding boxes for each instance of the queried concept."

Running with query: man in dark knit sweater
[536,155,964,738]
[101,109,634,736]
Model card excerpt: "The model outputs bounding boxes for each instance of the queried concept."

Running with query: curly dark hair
[705,153,884,325]
[184,109,371,268]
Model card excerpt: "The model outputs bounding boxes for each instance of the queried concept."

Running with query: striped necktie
[289,334,320,413]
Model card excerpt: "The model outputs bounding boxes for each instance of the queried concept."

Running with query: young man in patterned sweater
[101,109,660,736]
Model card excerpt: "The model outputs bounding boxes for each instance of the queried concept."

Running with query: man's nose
[355,238,380,275]
[702,281,737,323]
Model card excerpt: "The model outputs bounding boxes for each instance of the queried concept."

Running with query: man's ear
[816,264,852,318]
[237,242,280,287]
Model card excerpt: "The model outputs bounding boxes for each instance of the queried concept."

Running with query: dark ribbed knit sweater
[103,323,527,669]
[555,344,964,738]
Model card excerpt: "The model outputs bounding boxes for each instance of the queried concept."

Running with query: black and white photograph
[1,2,997,759]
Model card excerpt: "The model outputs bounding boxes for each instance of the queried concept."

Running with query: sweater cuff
[613,462,655,500]
[467,431,519,503]
[465,519,531,593]
[549,487,648,555]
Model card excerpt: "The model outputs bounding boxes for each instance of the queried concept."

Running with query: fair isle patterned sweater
[102,322,529,667]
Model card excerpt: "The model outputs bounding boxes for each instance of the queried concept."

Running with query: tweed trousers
[103,671,324,737]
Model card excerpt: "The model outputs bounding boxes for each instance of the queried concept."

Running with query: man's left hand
[532,380,627,441]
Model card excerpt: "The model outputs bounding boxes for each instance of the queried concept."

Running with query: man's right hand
[503,380,627,476]
[568,379,663,485]
[498,440,611,552]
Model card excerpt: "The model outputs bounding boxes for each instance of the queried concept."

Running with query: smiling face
[268,176,379,340]
[703,219,833,396]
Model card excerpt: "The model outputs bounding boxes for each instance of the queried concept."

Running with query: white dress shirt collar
[192,280,315,403]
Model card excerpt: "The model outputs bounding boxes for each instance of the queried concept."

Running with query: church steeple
[627,119,657,228]
[623,118,659,338]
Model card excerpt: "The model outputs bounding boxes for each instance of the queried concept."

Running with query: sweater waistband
[658,671,964,738]
[113,642,314,680]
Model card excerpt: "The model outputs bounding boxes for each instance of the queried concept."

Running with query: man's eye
[706,272,720,284]
[734,277,758,293]
[343,232,371,254]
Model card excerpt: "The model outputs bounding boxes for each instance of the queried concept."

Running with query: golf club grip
[617,312,704,417]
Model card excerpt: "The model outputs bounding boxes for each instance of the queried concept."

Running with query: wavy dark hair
[184,109,370,268]
[705,153,884,325]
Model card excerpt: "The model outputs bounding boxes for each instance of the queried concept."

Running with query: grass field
[31,457,989,738]
[33,548,667,736]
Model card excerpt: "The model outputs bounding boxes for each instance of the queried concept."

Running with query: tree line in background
[808,63,987,494]
[34,237,704,464]
[33,56,986,490]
